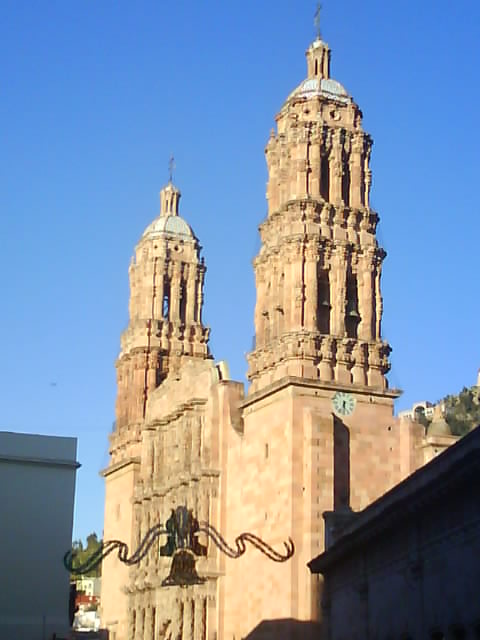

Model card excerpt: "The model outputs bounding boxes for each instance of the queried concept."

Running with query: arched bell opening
[345,272,360,339]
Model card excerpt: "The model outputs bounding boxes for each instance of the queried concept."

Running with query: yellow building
[101,29,453,640]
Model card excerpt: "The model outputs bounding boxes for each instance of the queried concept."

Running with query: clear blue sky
[1,1,479,543]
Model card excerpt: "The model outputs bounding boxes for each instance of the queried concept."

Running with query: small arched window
[179,280,187,324]
[317,269,331,334]
[342,162,350,206]
[162,278,170,319]
[345,273,360,338]
[321,155,330,201]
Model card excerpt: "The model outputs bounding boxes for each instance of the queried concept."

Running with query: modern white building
[398,400,436,421]
[0,431,80,639]
[76,576,101,598]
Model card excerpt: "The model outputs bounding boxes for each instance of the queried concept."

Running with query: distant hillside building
[398,400,435,421]
[101,26,458,640]
[0,431,79,640]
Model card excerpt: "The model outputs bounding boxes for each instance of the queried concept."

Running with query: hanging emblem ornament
[64,506,295,588]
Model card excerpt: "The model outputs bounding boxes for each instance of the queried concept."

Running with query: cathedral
[101,27,453,640]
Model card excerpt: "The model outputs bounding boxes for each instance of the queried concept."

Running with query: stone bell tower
[247,37,391,393]
[223,35,413,638]
[101,180,210,638]
[112,180,210,463]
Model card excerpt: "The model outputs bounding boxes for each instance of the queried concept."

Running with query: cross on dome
[168,155,176,184]
[314,2,322,40]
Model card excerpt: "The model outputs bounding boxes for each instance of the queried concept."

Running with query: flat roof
[0,431,79,468]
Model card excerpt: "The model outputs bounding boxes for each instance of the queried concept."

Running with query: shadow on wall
[244,618,322,640]
[333,415,350,511]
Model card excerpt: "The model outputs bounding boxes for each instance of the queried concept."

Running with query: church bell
[162,549,206,588]
[346,300,360,318]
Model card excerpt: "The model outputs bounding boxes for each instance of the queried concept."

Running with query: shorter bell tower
[102,181,210,638]
[113,181,210,463]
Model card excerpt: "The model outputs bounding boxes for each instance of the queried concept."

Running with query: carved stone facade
[101,34,452,640]
[102,185,212,639]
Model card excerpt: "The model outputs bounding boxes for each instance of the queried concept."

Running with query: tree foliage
[71,532,103,577]
[419,385,480,437]
[442,386,480,436]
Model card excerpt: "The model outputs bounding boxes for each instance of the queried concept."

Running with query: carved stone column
[134,606,144,640]
[196,267,205,324]
[143,432,154,479]
[283,248,295,330]
[358,258,374,341]
[329,131,343,205]
[334,338,353,384]
[319,206,331,243]
[304,247,318,331]
[364,143,372,207]
[183,599,194,639]
[310,137,321,197]
[185,263,197,325]
[144,606,153,640]
[296,150,308,199]
[351,342,367,386]
[292,243,304,330]
[367,343,384,388]
[254,265,266,346]
[193,597,204,640]
[170,600,182,640]
[319,336,334,381]
[331,249,347,336]
[153,263,165,320]
[374,266,383,340]
[170,262,181,324]
[266,133,279,213]
[127,605,136,639]
[350,134,364,208]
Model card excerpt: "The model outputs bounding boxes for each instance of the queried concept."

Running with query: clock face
[332,392,356,417]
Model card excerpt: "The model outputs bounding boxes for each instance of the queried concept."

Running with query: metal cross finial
[314,2,322,40]
[168,155,175,183]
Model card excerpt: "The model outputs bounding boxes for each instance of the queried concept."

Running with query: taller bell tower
[247,37,391,394]
[223,34,410,638]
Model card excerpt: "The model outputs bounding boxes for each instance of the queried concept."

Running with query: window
[179,279,187,324]
[162,278,170,319]
[321,155,330,200]
[342,162,350,206]
[317,269,330,334]
[345,273,360,338]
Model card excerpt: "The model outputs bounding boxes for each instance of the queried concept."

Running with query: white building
[398,400,436,421]
[76,576,101,598]
[0,431,79,639]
